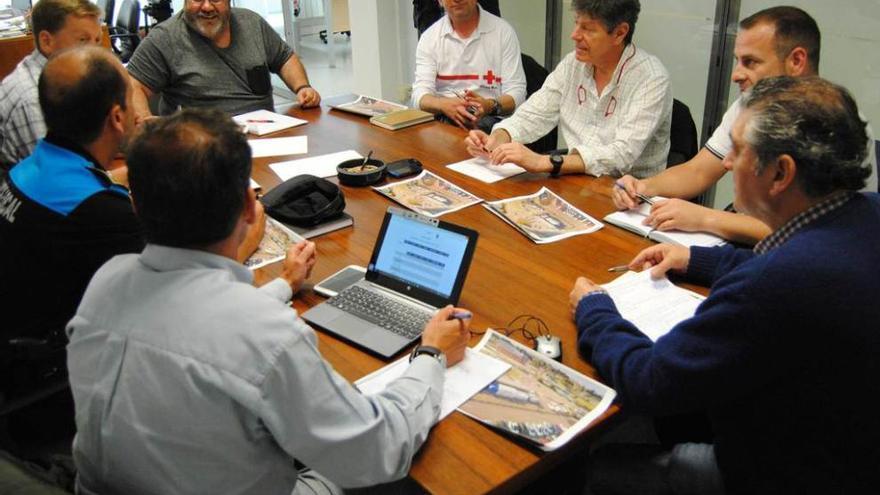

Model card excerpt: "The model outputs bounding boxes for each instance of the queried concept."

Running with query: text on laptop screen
[371,214,470,298]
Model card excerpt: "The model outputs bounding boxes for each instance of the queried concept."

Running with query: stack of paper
[602,270,705,341]
[248,136,308,158]
[447,157,525,184]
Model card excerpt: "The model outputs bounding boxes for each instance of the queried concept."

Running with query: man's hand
[629,243,690,279]
[643,198,709,232]
[612,175,648,210]
[490,142,549,172]
[420,305,471,367]
[297,87,321,108]
[464,90,492,120]
[569,277,603,318]
[279,240,317,293]
[465,130,494,158]
[438,96,478,129]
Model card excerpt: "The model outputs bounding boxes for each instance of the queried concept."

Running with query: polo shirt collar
[43,133,103,171]
[139,244,254,284]
[440,4,493,40]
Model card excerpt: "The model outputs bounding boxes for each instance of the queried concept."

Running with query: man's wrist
[293,84,312,94]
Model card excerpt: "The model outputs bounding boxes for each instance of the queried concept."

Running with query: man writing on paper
[412,0,526,132]
[126,0,321,118]
[66,108,472,495]
[464,0,671,179]
[570,76,880,494]
[0,0,103,170]
[612,7,878,245]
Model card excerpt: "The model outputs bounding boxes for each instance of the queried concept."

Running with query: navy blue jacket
[0,136,143,342]
[577,193,880,494]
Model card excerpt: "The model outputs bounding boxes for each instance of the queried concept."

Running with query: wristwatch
[549,153,564,178]
[488,98,501,116]
[410,345,447,368]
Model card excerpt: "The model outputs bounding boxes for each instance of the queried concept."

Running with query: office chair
[109,0,141,64]
[95,0,115,27]
[875,140,879,193]
[667,98,698,167]
[521,53,558,154]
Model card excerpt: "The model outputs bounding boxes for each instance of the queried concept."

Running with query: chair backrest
[667,98,698,167]
[96,0,116,27]
[115,0,140,33]
[875,140,879,193]
[521,53,558,154]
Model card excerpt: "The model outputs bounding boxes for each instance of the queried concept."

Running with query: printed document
[356,348,510,420]
[602,270,705,341]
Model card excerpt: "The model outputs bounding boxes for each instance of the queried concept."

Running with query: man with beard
[126,0,321,118]
[0,46,144,352]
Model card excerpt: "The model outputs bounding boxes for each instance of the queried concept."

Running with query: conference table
[249,105,707,494]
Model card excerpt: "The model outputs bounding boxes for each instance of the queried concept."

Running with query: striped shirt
[0,49,47,170]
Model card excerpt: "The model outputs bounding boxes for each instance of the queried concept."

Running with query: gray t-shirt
[127,8,293,115]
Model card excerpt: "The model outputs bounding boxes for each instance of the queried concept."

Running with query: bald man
[0,46,144,348]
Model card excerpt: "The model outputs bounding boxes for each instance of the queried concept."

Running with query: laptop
[303,207,478,358]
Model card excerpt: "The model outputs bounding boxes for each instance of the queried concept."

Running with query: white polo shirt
[412,6,527,108]
[706,96,878,193]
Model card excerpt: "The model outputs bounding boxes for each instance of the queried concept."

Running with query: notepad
[602,270,705,341]
[232,110,307,136]
[369,109,434,130]
[269,150,362,181]
[447,157,525,183]
[604,198,726,248]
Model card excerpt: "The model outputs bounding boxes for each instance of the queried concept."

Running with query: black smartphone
[386,158,423,178]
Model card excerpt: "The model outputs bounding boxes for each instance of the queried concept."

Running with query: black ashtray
[337,158,386,186]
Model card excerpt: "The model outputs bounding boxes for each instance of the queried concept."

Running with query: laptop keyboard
[328,285,431,340]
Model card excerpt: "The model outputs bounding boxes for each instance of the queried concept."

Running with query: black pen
[614,182,654,205]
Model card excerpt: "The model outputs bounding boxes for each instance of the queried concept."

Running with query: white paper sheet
[269,150,363,180]
[249,178,261,191]
[355,348,510,420]
[248,136,308,158]
[446,157,525,183]
[232,109,307,136]
[602,270,705,341]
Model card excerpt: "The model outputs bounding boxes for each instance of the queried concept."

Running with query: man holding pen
[571,76,880,494]
[66,109,472,495]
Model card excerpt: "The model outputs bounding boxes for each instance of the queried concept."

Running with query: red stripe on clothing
[437,74,480,80]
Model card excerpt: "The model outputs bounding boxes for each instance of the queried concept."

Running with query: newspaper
[244,218,306,270]
[373,170,482,218]
[334,95,408,117]
[458,330,616,451]
[483,187,603,243]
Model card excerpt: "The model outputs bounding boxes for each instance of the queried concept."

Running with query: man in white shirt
[465,0,671,179]
[612,6,878,245]
[67,109,472,495]
[413,0,526,131]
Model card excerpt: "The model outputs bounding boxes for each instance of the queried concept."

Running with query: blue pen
[614,182,654,205]
[450,310,472,320]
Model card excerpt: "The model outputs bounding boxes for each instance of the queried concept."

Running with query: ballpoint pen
[246,119,274,123]
[607,265,630,273]
[614,182,654,205]
[450,310,473,320]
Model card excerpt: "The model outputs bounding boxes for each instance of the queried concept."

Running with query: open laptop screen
[367,208,478,307]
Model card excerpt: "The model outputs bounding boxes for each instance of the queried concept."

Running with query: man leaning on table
[464,0,672,179]
[412,0,527,132]
[66,108,472,495]
[126,0,321,119]
[612,6,878,245]
[571,76,880,494]
[0,0,103,170]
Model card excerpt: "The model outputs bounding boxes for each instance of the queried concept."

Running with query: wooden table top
[251,105,705,494]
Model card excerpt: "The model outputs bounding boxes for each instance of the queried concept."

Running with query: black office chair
[875,140,879,193]
[521,53,559,154]
[667,98,698,167]
[95,0,115,27]
[109,0,141,63]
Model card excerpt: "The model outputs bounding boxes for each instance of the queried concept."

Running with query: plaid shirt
[754,192,856,254]
[494,45,672,179]
[0,49,48,170]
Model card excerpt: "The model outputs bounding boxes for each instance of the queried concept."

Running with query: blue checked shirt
[754,192,856,254]
[0,49,47,170]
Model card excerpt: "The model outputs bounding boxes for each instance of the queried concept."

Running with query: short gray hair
[741,76,870,197]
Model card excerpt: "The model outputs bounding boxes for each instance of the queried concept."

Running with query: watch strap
[549,153,564,177]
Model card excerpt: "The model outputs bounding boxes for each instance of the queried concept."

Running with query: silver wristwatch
[410,345,447,368]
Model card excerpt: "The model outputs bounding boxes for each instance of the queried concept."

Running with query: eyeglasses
[188,0,225,5]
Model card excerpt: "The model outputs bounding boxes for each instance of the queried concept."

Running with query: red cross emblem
[483,70,501,85]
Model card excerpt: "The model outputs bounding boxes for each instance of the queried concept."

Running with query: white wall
[348,0,416,103]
